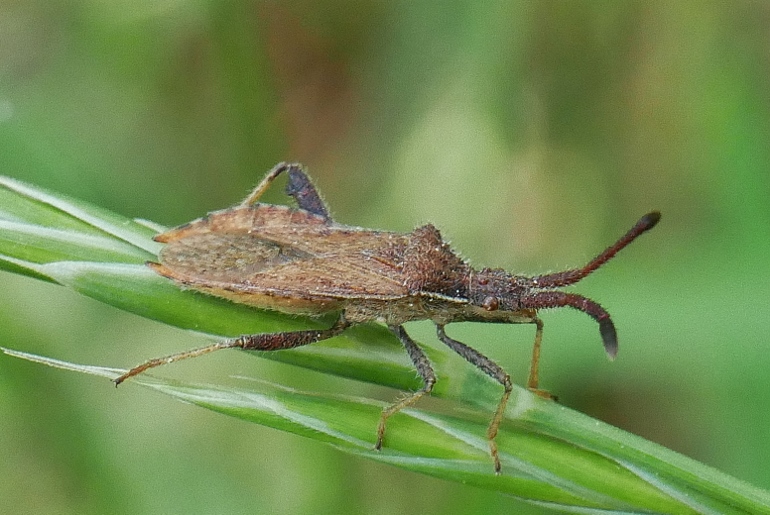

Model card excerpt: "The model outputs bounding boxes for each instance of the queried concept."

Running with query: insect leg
[377,325,436,451]
[435,324,510,474]
[236,316,349,350]
[283,165,330,220]
[240,162,294,206]
[525,317,554,400]
[113,316,350,385]
[241,162,331,220]
[520,291,618,359]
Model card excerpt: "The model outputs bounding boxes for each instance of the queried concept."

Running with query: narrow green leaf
[0,176,159,253]
[0,348,734,514]
[1,175,769,513]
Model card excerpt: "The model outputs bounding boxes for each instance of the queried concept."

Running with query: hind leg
[241,162,330,220]
[114,316,350,385]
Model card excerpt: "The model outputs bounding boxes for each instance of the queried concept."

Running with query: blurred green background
[1,2,769,514]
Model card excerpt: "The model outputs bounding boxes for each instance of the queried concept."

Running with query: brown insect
[115,163,660,473]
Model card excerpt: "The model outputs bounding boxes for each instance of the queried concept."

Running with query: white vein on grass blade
[0,175,161,255]
[1,347,371,449]
[42,260,153,286]
[0,208,27,224]
[617,460,734,515]
[368,453,495,475]
[132,218,167,233]
[0,220,151,261]
[0,256,153,287]
[1,347,124,380]
[368,453,652,514]
[525,499,653,515]
[141,381,373,449]
[403,408,627,507]
[0,254,57,281]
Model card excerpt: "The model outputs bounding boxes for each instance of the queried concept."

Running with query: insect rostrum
[116,163,660,474]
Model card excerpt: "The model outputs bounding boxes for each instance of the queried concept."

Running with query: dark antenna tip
[639,211,662,231]
[599,318,618,360]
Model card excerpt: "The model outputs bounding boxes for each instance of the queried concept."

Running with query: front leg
[525,316,554,400]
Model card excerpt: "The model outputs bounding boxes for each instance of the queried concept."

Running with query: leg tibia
[435,324,511,474]
[376,326,436,450]
[240,162,331,220]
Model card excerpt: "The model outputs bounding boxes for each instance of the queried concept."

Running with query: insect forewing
[153,204,410,302]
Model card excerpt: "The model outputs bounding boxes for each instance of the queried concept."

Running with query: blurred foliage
[1,2,769,514]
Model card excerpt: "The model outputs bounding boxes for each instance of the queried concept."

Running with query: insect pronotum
[116,163,660,474]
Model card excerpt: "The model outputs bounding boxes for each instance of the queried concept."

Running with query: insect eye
[482,296,499,311]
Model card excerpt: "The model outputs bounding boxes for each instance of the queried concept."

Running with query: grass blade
[1,175,769,513]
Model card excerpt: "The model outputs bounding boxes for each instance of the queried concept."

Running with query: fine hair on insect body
[115,163,660,473]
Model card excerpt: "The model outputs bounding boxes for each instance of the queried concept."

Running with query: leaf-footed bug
[115,163,660,473]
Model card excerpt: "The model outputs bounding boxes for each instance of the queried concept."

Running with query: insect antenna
[518,211,660,358]
[520,291,618,358]
[527,211,660,289]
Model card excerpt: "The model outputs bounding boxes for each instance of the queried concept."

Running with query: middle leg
[435,324,511,474]
[376,325,436,451]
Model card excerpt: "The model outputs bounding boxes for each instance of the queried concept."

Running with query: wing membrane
[155,205,409,300]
